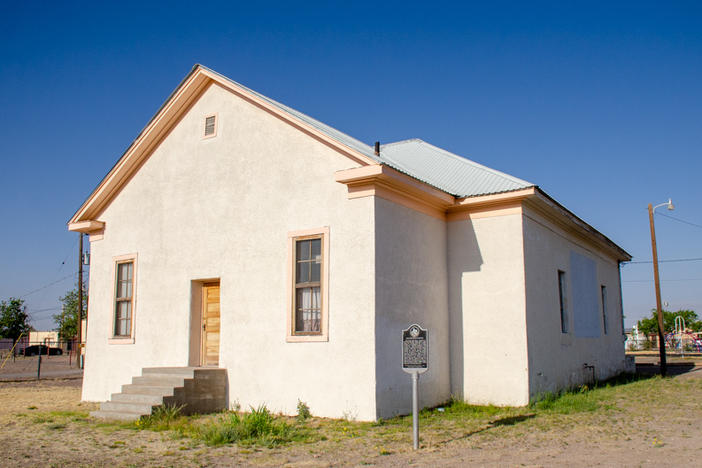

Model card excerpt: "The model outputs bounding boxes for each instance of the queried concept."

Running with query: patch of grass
[29,410,92,428]
[135,404,188,432]
[530,388,600,414]
[529,374,652,414]
[198,405,313,447]
[32,415,55,424]
[440,398,505,417]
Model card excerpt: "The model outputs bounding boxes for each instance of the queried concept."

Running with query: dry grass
[1,370,702,467]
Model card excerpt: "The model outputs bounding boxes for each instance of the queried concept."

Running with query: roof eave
[526,188,632,262]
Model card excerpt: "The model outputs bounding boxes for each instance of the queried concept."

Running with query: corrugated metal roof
[378,139,534,198]
[204,66,533,198]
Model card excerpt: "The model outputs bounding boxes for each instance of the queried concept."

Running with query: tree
[636,309,702,336]
[53,282,87,342]
[0,298,32,345]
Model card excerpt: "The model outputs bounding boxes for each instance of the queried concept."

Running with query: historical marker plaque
[402,324,428,373]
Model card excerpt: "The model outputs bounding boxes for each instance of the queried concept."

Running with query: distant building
[28,330,59,346]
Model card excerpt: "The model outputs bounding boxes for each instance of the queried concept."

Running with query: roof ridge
[381,138,424,148]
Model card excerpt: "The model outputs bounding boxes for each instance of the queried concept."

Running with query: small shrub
[136,404,185,431]
[296,400,311,422]
[198,405,298,447]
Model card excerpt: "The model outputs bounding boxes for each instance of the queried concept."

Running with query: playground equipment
[663,315,702,354]
[675,316,685,357]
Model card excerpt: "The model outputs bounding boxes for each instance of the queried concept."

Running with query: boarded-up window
[570,251,601,338]
[114,261,134,337]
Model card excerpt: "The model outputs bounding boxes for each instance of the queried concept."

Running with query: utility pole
[648,203,667,377]
[77,233,83,369]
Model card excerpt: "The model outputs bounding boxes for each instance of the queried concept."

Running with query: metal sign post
[402,324,428,450]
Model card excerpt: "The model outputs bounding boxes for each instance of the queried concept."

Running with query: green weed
[198,405,311,447]
[135,404,187,432]
[530,389,599,413]
[296,400,311,422]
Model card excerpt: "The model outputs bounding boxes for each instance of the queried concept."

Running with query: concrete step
[132,375,186,387]
[142,367,197,377]
[111,392,165,405]
[96,366,226,420]
[101,400,155,414]
[90,409,143,421]
[121,384,175,396]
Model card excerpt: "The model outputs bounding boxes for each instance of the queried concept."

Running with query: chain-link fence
[0,338,83,380]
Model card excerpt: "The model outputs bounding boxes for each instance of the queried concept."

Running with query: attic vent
[203,114,217,138]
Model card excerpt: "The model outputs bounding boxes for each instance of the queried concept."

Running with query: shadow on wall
[448,218,483,399]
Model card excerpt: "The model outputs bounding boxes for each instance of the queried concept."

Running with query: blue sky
[1,1,700,331]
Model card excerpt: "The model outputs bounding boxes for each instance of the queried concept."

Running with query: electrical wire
[656,211,702,229]
[625,257,702,265]
[18,272,77,299]
[623,278,702,283]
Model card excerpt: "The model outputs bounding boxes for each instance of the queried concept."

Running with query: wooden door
[201,283,220,367]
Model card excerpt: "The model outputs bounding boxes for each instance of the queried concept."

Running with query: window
[203,114,217,138]
[287,227,329,342]
[601,285,608,335]
[558,270,568,333]
[111,254,137,342]
[295,238,322,333]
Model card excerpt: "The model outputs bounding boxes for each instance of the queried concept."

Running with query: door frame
[188,279,221,367]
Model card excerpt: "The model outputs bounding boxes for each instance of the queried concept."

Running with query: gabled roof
[68,64,536,225]
[208,67,534,198]
[67,65,630,261]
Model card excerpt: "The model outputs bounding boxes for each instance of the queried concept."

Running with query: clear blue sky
[1,1,700,331]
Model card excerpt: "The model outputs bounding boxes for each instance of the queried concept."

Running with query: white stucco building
[69,65,631,421]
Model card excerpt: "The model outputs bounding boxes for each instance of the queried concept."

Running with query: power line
[656,211,702,229]
[29,307,61,314]
[56,236,79,274]
[623,278,702,283]
[625,257,702,265]
[18,272,77,299]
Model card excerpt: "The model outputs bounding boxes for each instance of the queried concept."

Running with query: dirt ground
[1,369,701,467]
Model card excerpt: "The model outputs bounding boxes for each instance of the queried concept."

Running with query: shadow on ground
[636,362,701,377]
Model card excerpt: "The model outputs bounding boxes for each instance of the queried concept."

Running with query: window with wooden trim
[203,114,217,138]
[558,270,568,333]
[113,257,135,338]
[287,228,329,342]
[601,285,608,335]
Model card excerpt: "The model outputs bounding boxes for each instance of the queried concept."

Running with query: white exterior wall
[373,198,450,419]
[522,207,626,398]
[447,212,530,406]
[83,83,378,420]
